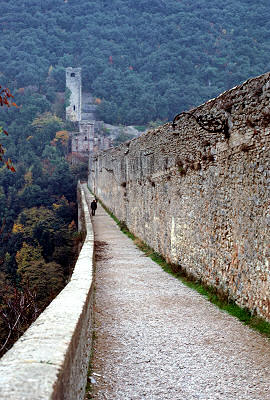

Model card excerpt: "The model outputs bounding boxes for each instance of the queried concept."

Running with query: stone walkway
[84,187,270,400]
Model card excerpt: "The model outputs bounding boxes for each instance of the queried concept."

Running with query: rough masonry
[66,67,82,122]
[89,72,270,321]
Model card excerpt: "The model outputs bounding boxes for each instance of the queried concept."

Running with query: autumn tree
[0,86,17,171]
[15,242,43,277]
[19,259,65,309]
[51,130,69,155]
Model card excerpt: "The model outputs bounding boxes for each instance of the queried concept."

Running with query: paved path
[84,187,270,400]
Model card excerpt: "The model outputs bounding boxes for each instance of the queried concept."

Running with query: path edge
[0,182,94,400]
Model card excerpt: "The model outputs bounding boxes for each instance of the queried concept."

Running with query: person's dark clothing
[90,200,97,216]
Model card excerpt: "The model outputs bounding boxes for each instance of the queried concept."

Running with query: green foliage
[1,0,270,352]
[134,126,147,132]
[16,242,43,277]
[20,259,65,308]
[0,83,78,312]
[0,77,83,354]
[113,130,134,146]
[1,1,270,124]
[70,161,89,181]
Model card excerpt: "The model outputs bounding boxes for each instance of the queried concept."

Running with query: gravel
[85,191,270,400]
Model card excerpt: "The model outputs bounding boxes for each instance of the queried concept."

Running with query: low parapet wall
[0,183,94,400]
[89,72,270,321]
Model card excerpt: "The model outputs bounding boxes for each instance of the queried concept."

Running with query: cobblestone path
[84,188,270,400]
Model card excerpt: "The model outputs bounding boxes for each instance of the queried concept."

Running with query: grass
[84,328,96,399]
[134,125,147,132]
[87,186,270,339]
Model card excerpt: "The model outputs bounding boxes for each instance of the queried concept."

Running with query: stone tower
[66,67,82,122]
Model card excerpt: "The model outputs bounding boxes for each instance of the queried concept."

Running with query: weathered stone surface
[90,197,270,400]
[66,67,82,122]
[89,72,270,321]
[0,183,94,400]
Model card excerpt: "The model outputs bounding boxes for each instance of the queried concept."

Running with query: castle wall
[89,72,270,321]
[0,184,94,399]
[66,68,111,157]
[72,122,94,154]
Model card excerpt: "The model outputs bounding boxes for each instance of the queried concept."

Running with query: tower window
[85,136,87,141]
[73,105,76,111]
[71,73,75,77]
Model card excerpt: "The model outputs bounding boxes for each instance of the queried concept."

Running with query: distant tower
[66,67,82,122]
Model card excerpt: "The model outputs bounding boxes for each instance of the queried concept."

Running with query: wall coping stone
[0,183,94,400]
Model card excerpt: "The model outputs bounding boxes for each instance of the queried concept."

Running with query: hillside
[1,0,270,124]
[0,87,82,356]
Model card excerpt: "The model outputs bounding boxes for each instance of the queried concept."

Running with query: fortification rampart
[0,183,94,400]
[89,72,270,321]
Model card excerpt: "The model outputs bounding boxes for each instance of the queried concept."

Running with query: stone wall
[66,67,82,122]
[0,183,94,399]
[89,72,270,321]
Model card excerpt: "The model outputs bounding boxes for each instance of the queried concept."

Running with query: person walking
[90,199,97,216]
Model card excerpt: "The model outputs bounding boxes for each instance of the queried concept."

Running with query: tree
[0,86,17,171]
[51,130,69,155]
[0,285,38,357]
[15,242,43,277]
[19,259,65,309]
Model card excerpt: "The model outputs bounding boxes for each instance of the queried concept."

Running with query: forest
[1,0,270,354]
[0,86,84,355]
[1,0,270,125]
